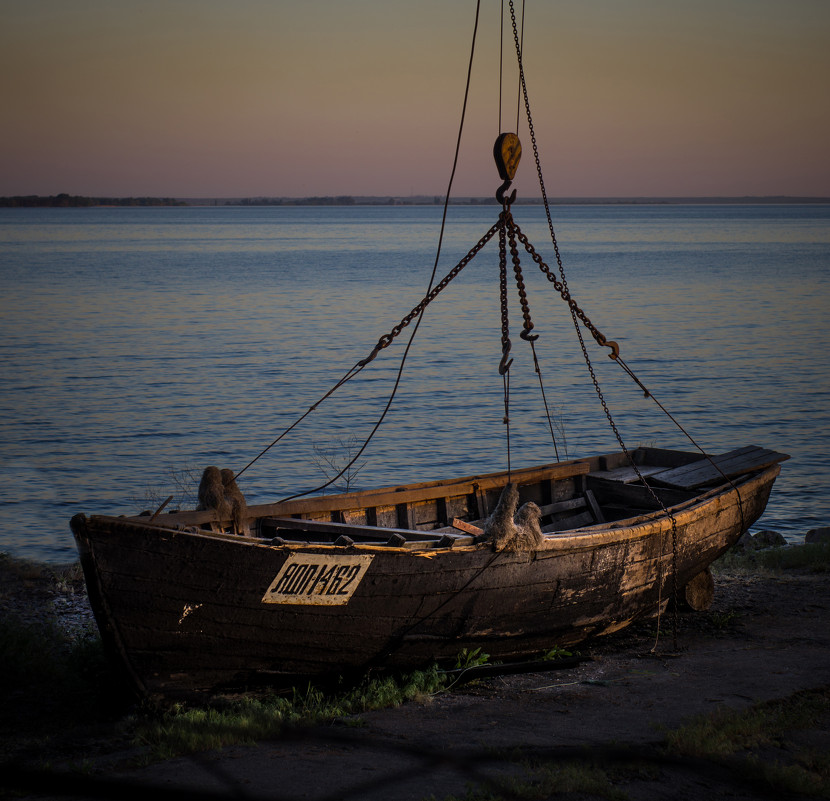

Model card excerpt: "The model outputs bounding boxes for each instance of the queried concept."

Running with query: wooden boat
[71,444,786,698]
[70,4,789,699]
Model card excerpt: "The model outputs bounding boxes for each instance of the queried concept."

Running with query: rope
[529,339,561,461]
[503,372,512,480]
[515,0,525,133]
[261,0,485,503]
[506,2,750,644]
[506,0,685,647]
[498,0,503,133]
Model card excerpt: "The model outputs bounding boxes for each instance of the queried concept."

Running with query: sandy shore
[3,558,829,800]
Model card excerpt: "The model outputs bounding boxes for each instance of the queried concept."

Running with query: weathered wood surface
[448,518,484,536]
[586,464,666,484]
[70,449,784,699]
[677,567,715,612]
[263,516,474,546]
[649,446,789,490]
[143,458,593,529]
[586,476,695,511]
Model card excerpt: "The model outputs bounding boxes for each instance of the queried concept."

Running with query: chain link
[505,212,537,340]
[508,0,677,647]
[498,219,513,374]
[359,220,501,367]
[512,223,619,358]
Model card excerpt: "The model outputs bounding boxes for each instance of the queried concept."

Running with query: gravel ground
[2,554,829,800]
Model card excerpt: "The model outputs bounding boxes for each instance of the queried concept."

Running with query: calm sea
[1,203,828,563]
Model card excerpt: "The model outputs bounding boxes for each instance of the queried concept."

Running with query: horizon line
[3,192,830,207]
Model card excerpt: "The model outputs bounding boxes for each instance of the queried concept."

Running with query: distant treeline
[0,194,186,207]
[4,193,828,209]
[229,195,494,206]
[236,195,358,206]
[217,195,830,207]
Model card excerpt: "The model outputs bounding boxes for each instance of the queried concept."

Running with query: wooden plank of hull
[71,461,780,698]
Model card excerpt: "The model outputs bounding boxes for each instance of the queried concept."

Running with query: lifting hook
[496,179,517,205]
[499,345,513,375]
[493,132,522,206]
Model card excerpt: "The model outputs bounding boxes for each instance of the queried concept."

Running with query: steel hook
[496,179,517,206]
[498,346,513,375]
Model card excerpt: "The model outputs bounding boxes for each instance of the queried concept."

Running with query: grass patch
[708,610,741,631]
[713,542,830,574]
[540,645,575,661]
[508,757,629,801]
[756,542,830,572]
[132,666,447,761]
[0,615,125,764]
[664,687,830,797]
[0,553,113,714]
[454,647,492,669]
[0,551,85,588]
[428,752,631,801]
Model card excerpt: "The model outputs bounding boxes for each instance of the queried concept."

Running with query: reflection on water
[1,204,828,562]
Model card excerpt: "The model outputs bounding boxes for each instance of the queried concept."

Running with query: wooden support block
[675,567,715,611]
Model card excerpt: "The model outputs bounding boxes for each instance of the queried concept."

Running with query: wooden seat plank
[587,475,696,508]
[648,446,789,490]
[586,464,666,484]
[263,517,443,542]
[537,497,586,517]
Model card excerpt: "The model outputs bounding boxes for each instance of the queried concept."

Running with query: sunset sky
[2,0,829,199]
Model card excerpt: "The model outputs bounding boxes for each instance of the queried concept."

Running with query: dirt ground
[4,563,830,800]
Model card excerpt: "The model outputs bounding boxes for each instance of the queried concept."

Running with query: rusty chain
[505,211,537,341]
[508,0,678,648]
[358,220,501,367]
[498,219,513,375]
[512,223,619,359]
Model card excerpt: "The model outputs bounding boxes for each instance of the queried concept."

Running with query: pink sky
[2,0,829,198]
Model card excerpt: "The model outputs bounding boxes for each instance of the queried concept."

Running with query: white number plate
[262,553,374,605]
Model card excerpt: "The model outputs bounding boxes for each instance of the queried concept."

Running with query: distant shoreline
[2,193,830,208]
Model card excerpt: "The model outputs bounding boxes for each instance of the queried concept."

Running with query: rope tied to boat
[506,0,681,647]
[232,2,744,645]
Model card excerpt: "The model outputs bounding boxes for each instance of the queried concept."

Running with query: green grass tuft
[664,687,830,796]
[428,753,630,801]
[132,666,447,761]
[454,647,491,669]
[714,542,830,574]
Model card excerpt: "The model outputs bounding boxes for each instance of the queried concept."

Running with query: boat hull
[71,451,781,698]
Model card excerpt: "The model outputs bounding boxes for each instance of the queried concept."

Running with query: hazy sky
[2,0,829,198]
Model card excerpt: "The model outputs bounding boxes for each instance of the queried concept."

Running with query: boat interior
[175,445,786,549]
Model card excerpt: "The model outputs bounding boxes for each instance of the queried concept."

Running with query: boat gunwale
[75,463,782,556]
[119,456,596,529]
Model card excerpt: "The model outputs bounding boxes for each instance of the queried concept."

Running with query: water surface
[1,203,828,562]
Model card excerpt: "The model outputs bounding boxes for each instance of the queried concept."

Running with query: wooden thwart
[586,476,695,509]
[263,517,475,547]
[649,446,789,490]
